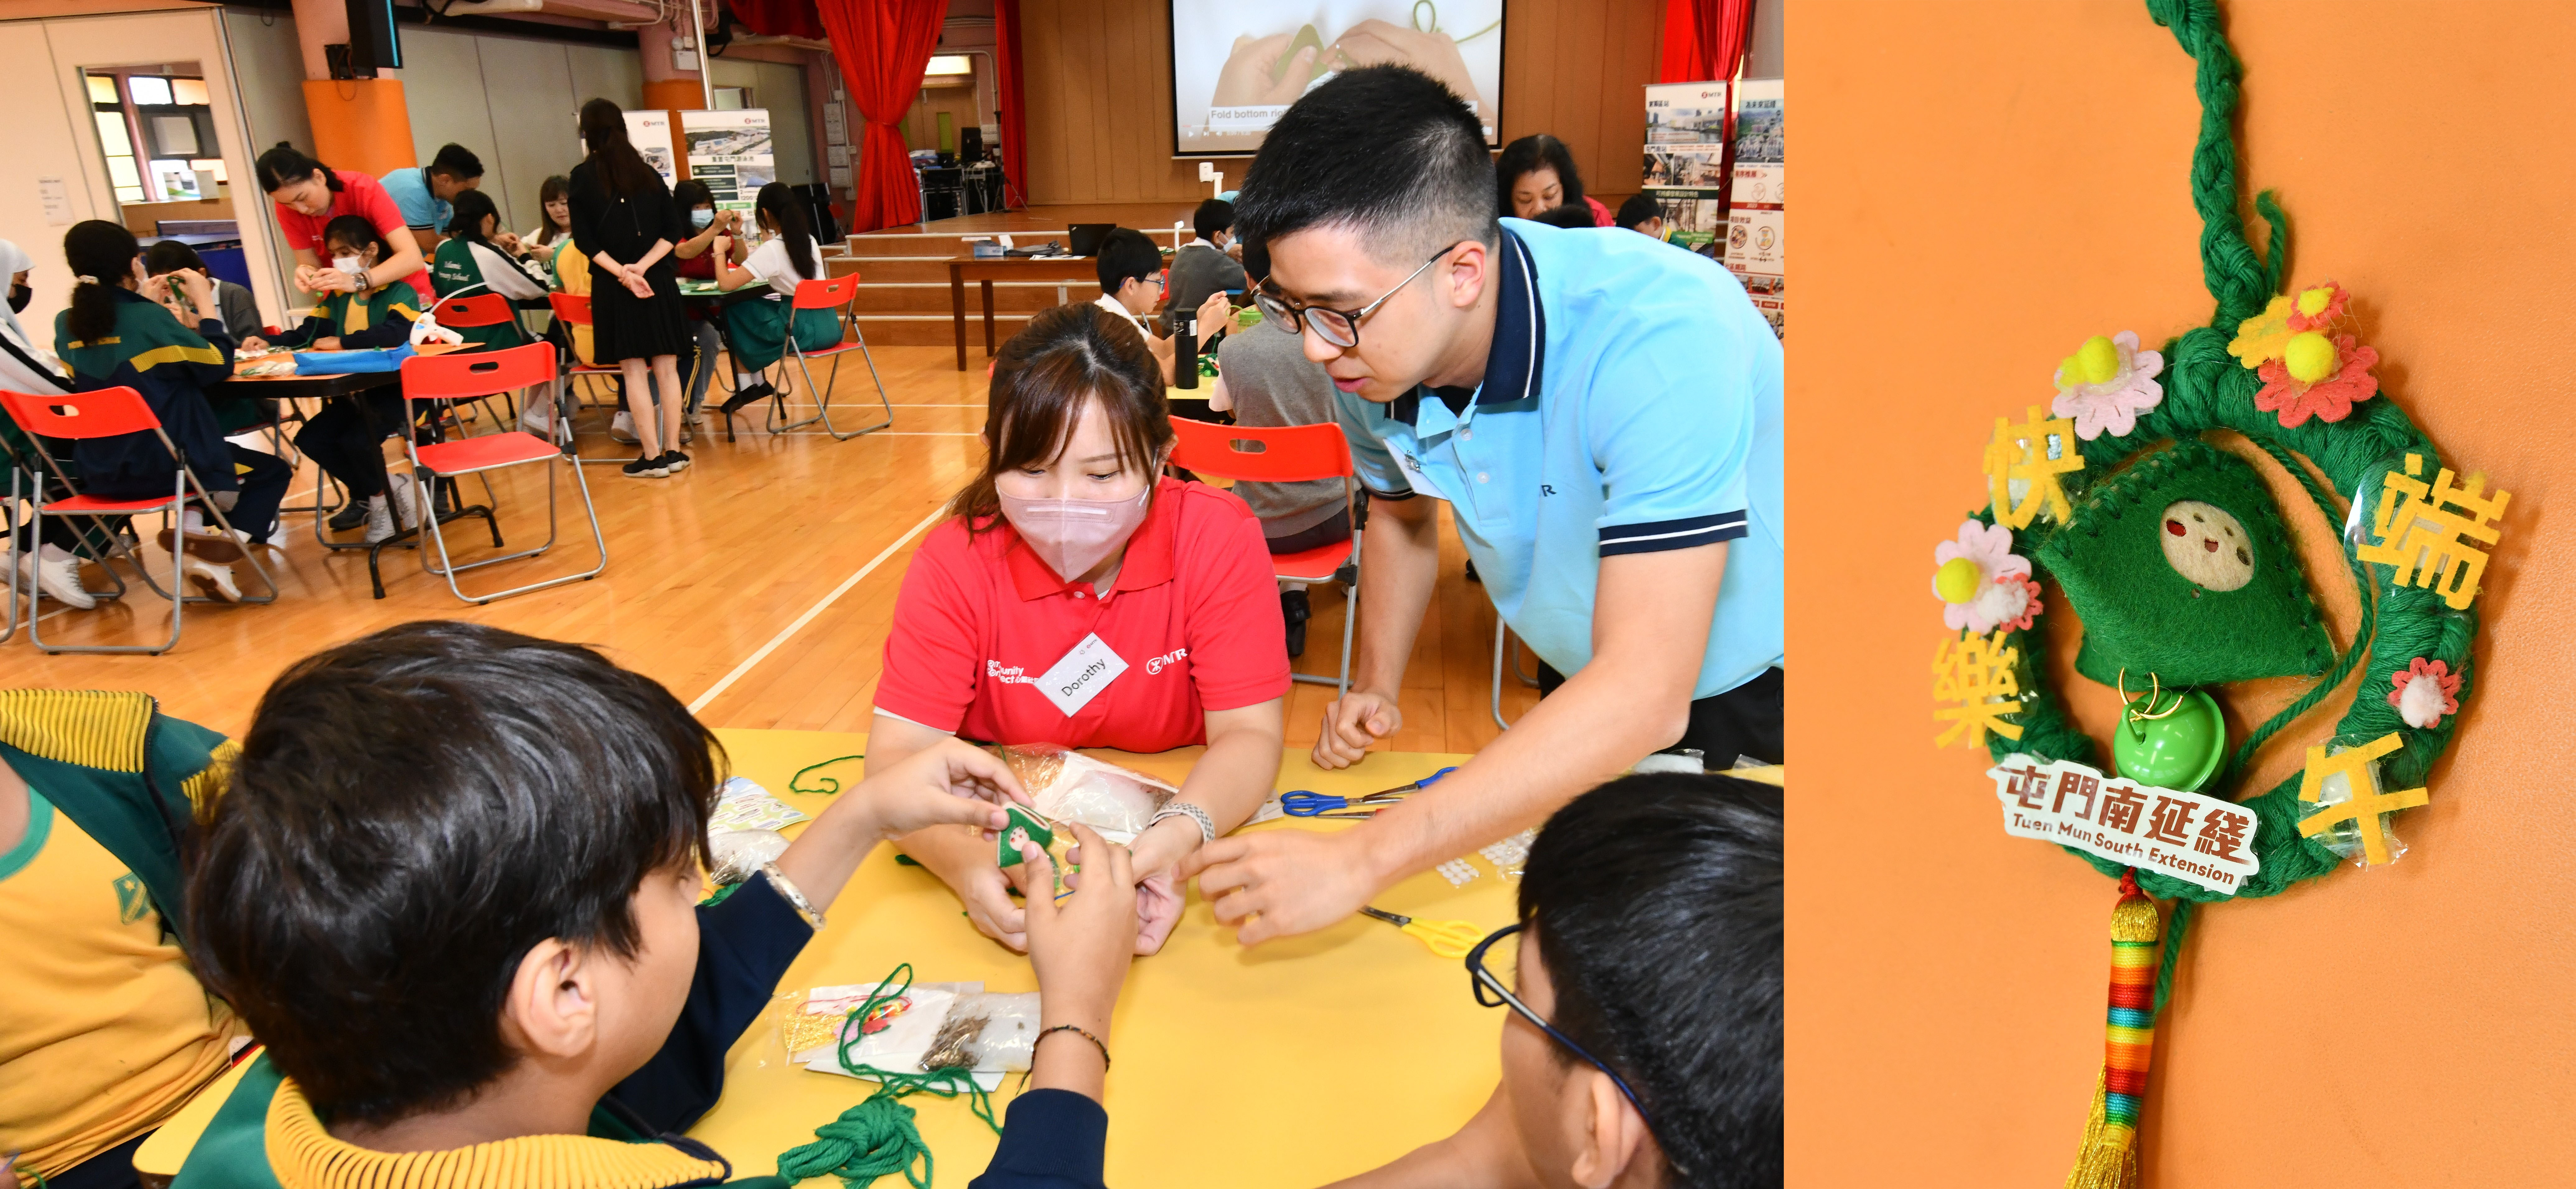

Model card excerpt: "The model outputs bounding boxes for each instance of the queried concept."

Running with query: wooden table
[207,365,399,402]
[135,730,1519,1188]
[947,255,1101,370]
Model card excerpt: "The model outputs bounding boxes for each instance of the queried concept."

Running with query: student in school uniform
[525,174,575,251]
[377,142,486,252]
[245,217,423,546]
[708,182,837,415]
[53,221,289,603]
[429,188,545,352]
[1091,228,1228,385]
[1163,197,1248,336]
[1615,192,1668,240]
[871,304,1288,959]
[142,241,262,341]
[0,237,103,613]
[256,142,432,302]
[567,99,691,479]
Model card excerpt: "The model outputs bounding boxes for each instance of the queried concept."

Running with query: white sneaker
[522,399,555,436]
[610,411,639,444]
[16,550,99,610]
[181,552,242,603]
[387,473,421,530]
[363,494,397,544]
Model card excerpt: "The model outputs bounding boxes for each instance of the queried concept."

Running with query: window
[171,77,210,105]
[126,75,172,106]
[84,74,119,104]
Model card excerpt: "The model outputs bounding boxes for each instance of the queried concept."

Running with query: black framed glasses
[1253,241,1464,349]
[1465,923,1658,1131]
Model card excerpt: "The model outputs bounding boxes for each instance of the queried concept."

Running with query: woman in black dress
[569,98,691,478]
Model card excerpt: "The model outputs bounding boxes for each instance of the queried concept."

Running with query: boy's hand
[315,336,342,352]
[862,737,1028,840]
[1193,290,1230,338]
[1315,688,1401,768]
[1023,824,1138,1023]
[174,267,215,311]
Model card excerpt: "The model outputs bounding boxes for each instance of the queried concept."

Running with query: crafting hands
[1020,824,1138,1018]
[1313,688,1402,769]
[492,230,524,255]
[1212,33,1321,107]
[295,264,358,296]
[863,736,1029,842]
[1182,828,1377,947]
[1191,290,1230,338]
[1330,21,1483,112]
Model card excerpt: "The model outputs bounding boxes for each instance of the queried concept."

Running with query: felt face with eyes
[2159,500,2255,591]
[2038,440,2331,689]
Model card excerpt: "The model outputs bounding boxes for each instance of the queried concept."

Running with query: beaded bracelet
[1032,1023,1110,1072]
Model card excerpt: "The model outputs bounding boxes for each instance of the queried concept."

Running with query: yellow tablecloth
[138,730,1518,1187]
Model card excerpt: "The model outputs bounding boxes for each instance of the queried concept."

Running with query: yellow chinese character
[1983,406,2085,530]
[1933,629,2024,749]
[2356,453,2509,611]
[2295,732,2429,866]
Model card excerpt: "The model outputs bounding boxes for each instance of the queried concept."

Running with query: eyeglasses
[1253,242,1463,350]
[1465,923,1657,1132]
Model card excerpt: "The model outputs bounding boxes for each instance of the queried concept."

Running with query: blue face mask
[690,209,714,230]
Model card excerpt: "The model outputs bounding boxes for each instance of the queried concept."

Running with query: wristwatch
[1148,802,1217,846]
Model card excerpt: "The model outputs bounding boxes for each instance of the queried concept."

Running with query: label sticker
[1987,754,2260,896]
[1036,632,1128,717]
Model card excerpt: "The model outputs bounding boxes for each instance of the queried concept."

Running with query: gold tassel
[2064,872,2164,1189]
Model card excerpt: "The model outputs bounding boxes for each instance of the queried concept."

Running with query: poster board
[624,109,680,190]
[1725,78,1784,337]
[1640,82,1730,261]
[681,108,777,211]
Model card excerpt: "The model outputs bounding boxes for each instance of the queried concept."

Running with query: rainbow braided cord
[2066,874,2165,1189]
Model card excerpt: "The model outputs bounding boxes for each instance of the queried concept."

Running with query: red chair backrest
[547,291,594,326]
[1166,417,1353,484]
[401,343,556,403]
[434,292,513,327]
[0,386,162,440]
[793,275,859,311]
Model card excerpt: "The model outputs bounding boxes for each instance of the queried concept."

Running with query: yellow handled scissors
[1359,906,1485,959]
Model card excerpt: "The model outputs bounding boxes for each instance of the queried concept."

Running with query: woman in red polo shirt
[871,302,1288,955]
[255,142,433,301]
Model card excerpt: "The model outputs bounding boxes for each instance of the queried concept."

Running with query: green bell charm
[2111,673,2225,793]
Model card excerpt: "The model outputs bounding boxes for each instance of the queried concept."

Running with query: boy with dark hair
[1186,67,1783,947]
[143,241,264,341]
[1530,204,1600,231]
[1165,197,1248,336]
[169,621,1068,1182]
[1092,226,1226,384]
[380,143,487,250]
[1614,194,1667,240]
[1330,773,1783,1188]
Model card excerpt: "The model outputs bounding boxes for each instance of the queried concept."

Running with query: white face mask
[333,254,365,279]
[997,484,1153,583]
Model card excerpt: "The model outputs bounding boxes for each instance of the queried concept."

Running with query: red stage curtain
[1659,0,1757,83]
[728,0,826,41]
[993,0,1028,209]
[814,0,949,232]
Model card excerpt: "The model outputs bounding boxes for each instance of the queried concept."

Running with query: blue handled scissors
[1280,767,1458,817]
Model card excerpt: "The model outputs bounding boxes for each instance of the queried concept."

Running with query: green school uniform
[429,239,533,350]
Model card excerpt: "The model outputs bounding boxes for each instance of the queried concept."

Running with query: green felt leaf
[2039,439,2331,689]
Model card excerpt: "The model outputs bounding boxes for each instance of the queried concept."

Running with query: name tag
[1035,632,1128,717]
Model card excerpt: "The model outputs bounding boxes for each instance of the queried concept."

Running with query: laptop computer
[1068,223,1116,257]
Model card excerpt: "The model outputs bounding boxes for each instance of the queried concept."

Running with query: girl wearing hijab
[0,237,105,611]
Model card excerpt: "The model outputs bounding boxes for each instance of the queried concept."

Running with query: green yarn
[791,754,869,795]
[1974,0,2478,910]
[776,963,1003,1188]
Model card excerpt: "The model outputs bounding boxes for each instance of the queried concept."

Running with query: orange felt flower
[2253,332,2379,427]
[2387,657,2462,729]
[2284,282,2351,332]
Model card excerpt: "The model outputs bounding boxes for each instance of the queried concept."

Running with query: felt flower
[2387,657,2463,730]
[1932,519,2039,634]
[2253,331,2380,427]
[2227,294,2296,368]
[2284,281,2351,332]
[2051,331,2164,440]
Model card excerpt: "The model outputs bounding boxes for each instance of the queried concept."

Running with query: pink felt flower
[2253,333,2380,428]
[2051,330,2164,441]
[2387,657,2463,729]
[1932,520,2037,634]
[2284,281,2352,332]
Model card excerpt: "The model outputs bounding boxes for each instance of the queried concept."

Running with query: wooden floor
[9,346,1544,750]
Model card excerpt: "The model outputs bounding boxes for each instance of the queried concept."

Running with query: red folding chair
[769,275,892,440]
[545,291,632,463]
[396,343,606,604]
[0,385,279,654]
[1166,417,1361,698]
[428,290,542,433]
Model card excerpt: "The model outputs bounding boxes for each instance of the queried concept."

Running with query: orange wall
[1788,2,2576,1185]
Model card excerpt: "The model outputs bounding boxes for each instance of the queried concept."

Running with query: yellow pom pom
[2296,286,2334,318]
[2072,335,2121,386]
[2284,331,2338,384]
[1936,557,1985,604]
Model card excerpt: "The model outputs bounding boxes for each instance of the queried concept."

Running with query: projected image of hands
[1173,1,1503,153]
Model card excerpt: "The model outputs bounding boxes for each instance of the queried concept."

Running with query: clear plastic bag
[998,743,1177,842]
[708,828,790,885]
[919,991,1042,1072]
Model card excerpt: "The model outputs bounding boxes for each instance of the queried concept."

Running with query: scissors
[1280,767,1459,817]
[1359,906,1485,959]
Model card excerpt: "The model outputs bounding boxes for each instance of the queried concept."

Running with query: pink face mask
[998,484,1153,583]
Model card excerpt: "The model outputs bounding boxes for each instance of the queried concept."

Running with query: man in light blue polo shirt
[1182,66,1782,946]
[378,143,485,250]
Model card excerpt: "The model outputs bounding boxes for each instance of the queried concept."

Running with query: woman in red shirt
[255,142,433,301]
[871,303,1288,955]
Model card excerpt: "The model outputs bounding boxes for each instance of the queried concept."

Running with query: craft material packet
[788,981,1006,1092]
[997,743,1176,843]
[710,776,809,833]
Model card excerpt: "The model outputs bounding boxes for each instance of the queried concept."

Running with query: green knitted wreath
[1954,0,2480,908]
